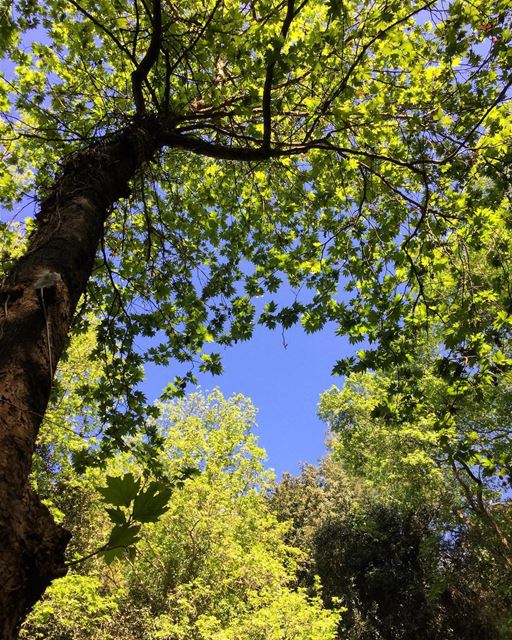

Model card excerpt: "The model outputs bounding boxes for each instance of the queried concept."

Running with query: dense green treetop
[22,389,340,640]
[318,349,512,570]
[272,458,512,639]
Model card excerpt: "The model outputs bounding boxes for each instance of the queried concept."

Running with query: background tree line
[18,329,512,639]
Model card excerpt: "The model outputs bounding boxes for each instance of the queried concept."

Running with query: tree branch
[159,126,433,171]
[68,0,137,64]
[305,0,437,140]
[262,0,297,149]
[131,0,162,113]
[166,0,223,79]
[452,457,512,568]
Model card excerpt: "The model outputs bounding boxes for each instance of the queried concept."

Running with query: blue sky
[143,320,350,477]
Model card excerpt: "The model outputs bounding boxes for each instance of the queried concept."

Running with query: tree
[20,389,340,640]
[271,459,512,639]
[318,347,512,569]
[0,0,510,633]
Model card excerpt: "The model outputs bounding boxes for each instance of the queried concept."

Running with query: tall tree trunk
[0,119,160,638]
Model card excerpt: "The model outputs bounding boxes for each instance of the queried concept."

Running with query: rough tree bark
[0,118,161,638]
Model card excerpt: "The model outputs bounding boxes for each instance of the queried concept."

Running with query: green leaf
[97,473,141,507]
[101,523,141,564]
[176,466,201,486]
[107,524,140,548]
[101,546,126,565]
[108,523,141,547]
[132,481,173,523]
[106,508,127,525]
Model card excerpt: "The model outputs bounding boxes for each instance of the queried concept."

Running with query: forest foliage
[17,333,512,639]
[23,380,341,640]
[1,0,511,449]
[1,0,512,635]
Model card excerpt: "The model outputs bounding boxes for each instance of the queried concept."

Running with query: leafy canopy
[1,0,511,452]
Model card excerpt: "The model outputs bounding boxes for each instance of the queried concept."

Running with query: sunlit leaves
[2,0,511,459]
[24,390,341,639]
